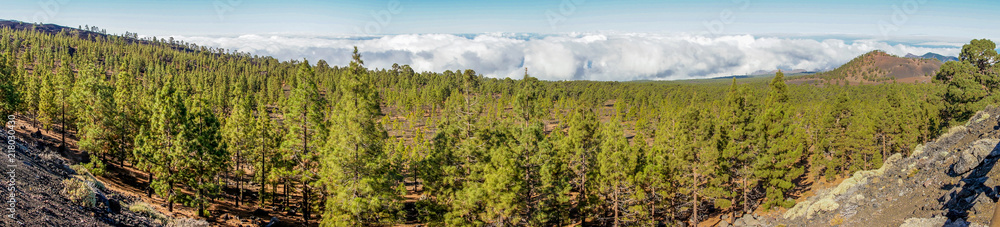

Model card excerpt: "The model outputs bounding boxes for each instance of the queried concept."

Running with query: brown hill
[788,50,943,85]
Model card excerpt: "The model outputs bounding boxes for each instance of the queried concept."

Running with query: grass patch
[129,201,171,224]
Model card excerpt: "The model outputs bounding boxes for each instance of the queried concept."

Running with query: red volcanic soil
[788,51,943,86]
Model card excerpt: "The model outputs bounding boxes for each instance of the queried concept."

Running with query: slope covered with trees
[0,22,996,226]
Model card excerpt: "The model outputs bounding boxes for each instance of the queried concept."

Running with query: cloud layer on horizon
[169,33,962,81]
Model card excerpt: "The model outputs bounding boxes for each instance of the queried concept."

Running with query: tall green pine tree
[319,47,402,226]
[753,71,805,210]
[281,59,327,223]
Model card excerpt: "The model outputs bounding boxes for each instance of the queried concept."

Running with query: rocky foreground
[0,124,162,227]
[764,106,1000,227]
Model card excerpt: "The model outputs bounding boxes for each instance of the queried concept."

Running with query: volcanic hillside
[754,106,1000,227]
[789,50,945,85]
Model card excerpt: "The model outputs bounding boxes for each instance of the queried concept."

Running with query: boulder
[108,199,120,214]
[943,218,969,227]
[806,198,839,219]
[733,217,745,226]
[900,217,947,227]
[740,213,760,226]
[265,217,280,227]
[783,200,811,220]
[951,139,1000,175]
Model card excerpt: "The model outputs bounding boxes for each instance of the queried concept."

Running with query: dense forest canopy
[0,24,997,226]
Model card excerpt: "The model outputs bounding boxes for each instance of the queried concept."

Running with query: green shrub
[129,201,170,224]
[70,164,88,175]
[83,155,106,177]
[68,164,106,191]
[61,177,95,207]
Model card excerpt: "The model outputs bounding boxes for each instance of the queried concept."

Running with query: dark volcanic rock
[0,123,163,226]
[265,217,280,227]
[776,106,1000,226]
[951,139,1000,175]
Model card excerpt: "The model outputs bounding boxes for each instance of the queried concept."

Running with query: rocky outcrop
[0,125,163,226]
[900,216,947,227]
[777,106,1000,226]
[951,139,1000,175]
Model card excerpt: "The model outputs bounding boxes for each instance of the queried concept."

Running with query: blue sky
[3,0,998,80]
[5,0,997,39]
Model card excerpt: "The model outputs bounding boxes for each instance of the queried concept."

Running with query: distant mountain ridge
[750,69,813,75]
[709,69,815,80]
[0,20,202,53]
[905,52,959,63]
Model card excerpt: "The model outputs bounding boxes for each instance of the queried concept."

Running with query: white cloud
[167,33,961,81]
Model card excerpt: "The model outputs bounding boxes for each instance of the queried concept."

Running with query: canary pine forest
[0,25,998,226]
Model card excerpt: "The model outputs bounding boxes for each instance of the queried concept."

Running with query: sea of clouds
[169,33,962,81]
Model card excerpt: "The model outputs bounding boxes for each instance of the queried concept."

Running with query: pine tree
[408,127,429,194]
[532,127,571,226]
[134,79,188,212]
[753,71,805,210]
[73,64,116,162]
[421,76,510,226]
[420,100,467,224]
[181,98,229,217]
[720,78,758,216]
[820,91,852,178]
[939,61,986,123]
[319,47,402,225]
[673,105,719,225]
[515,71,545,123]
[38,66,57,132]
[111,66,138,166]
[54,60,76,150]
[22,62,41,129]
[649,110,681,223]
[562,105,599,225]
[281,60,326,223]
[936,39,998,123]
[253,102,280,207]
[594,116,642,227]
[223,85,254,206]
[514,71,564,225]
[475,123,526,226]
[845,102,880,172]
[0,52,21,116]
